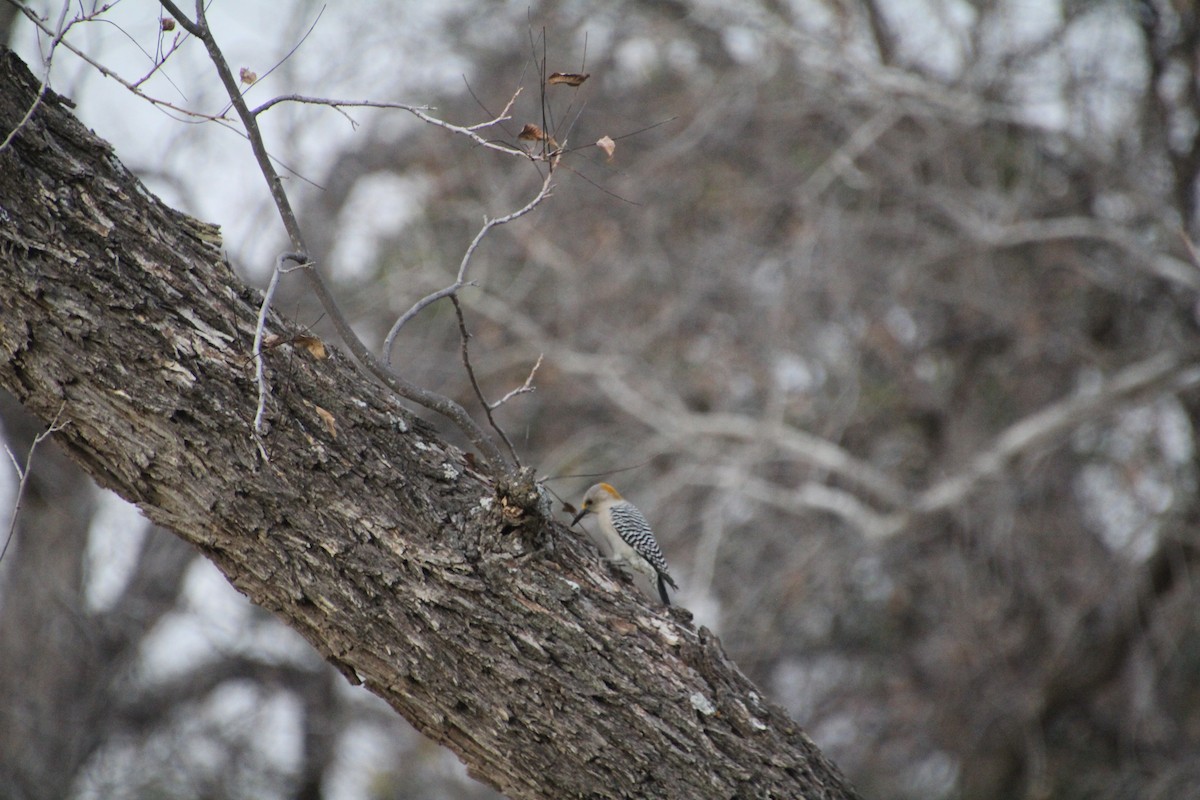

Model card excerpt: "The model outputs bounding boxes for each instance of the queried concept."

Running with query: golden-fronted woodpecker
[571,482,678,605]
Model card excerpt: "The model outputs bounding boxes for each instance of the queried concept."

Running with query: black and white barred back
[610,501,678,588]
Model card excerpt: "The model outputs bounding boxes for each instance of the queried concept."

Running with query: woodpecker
[570,483,678,605]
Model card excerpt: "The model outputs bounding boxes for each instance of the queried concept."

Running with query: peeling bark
[0,48,859,800]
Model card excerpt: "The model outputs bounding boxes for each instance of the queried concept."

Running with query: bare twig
[700,467,902,542]
[383,166,555,363]
[0,0,71,152]
[799,107,900,199]
[451,297,521,466]
[14,2,334,190]
[1,405,69,567]
[158,0,511,472]
[1178,228,1200,269]
[252,252,309,461]
[130,31,186,91]
[216,4,327,119]
[10,2,233,125]
[250,90,526,156]
[492,354,543,409]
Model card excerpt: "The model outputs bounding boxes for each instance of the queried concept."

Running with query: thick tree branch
[913,351,1200,516]
[0,47,858,800]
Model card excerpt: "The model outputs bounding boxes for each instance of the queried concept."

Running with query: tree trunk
[0,47,859,800]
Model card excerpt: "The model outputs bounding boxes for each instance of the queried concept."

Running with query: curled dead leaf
[293,334,328,360]
[160,17,176,31]
[518,123,559,152]
[548,72,590,87]
[518,123,548,142]
[499,496,524,524]
[239,67,257,84]
[596,135,616,162]
[314,405,337,438]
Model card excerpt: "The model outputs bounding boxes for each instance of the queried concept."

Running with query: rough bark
[0,47,859,800]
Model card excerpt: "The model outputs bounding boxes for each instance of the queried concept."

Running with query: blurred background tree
[2,1,1198,798]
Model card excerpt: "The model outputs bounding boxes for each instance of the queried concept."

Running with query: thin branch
[558,161,643,206]
[0,0,71,152]
[248,94,378,118]
[961,214,1200,291]
[675,410,910,508]
[252,252,309,461]
[85,11,190,98]
[1,405,69,567]
[158,0,511,472]
[217,4,327,119]
[383,166,555,364]
[10,1,233,125]
[799,107,900,199]
[452,296,521,466]
[697,467,902,542]
[492,353,543,409]
[14,2,334,190]
[563,116,678,154]
[529,26,551,159]
[467,89,522,132]
[913,350,1200,516]
[389,277,485,351]
[249,90,527,158]
[8,9,321,191]
[462,74,508,132]
[861,0,897,65]
[1181,228,1200,267]
[130,30,186,92]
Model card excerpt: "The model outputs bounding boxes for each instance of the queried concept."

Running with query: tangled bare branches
[149,0,570,475]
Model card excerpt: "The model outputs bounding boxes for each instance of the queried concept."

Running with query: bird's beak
[570,508,588,526]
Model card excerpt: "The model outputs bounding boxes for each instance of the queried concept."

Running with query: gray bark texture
[0,47,860,800]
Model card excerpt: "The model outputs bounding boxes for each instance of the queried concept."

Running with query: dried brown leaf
[518,123,559,152]
[596,135,616,162]
[548,72,590,87]
[314,405,337,438]
[500,496,524,523]
[518,123,548,142]
[239,67,257,84]
[160,17,176,31]
[294,334,328,360]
